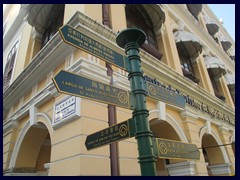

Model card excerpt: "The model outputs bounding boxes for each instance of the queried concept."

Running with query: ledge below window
[141,43,163,60]
[214,91,226,101]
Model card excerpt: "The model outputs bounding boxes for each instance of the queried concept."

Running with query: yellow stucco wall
[110,4,127,32]
[3,4,235,176]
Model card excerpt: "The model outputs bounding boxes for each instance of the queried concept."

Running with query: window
[41,4,65,48]
[125,4,162,60]
[181,58,194,75]
[3,41,19,90]
[180,57,200,83]
[208,69,225,101]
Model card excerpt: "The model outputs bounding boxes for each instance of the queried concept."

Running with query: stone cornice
[140,49,234,119]
[4,55,113,125]
[3,10,235,125]
[180,110,198,120]
[3,34,73,116]
[3,119,18,134]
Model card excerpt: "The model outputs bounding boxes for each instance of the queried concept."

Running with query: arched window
[173,29,201,84]
[208,69,225,101]
[41,4,65,48]
[204,55,226,101]
[3,41,19,90]
[125,4,162,60]
[179,55,198,83]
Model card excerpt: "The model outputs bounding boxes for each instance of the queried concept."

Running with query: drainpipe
[102,4,119,176]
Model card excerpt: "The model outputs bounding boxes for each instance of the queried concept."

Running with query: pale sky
[208,4,235,41]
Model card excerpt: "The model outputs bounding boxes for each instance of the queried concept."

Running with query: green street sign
[52,70,131,109]
[85,118,135,150]
[146,81,185,108]
[59,24,129,71]
[153,138,200,160]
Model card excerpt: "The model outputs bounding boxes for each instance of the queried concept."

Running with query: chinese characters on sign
[53,95,81,129]
[154,138,200,160]
[146,81,185,108]
[54,96,76,123]
[85,119,133,150]
[59,24,128,71]
[56,26,201,165]
[52,70,131,109]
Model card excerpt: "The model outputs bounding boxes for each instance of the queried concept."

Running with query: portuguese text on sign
[52,70,131,109]
[153,138,200,160]
[59,24,129,71]
[85,118,134,150]
[146,81,185,108]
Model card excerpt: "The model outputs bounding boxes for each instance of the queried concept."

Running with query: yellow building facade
[3,4,235,176]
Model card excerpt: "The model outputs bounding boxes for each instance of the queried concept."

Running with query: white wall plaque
[52,96,81,129]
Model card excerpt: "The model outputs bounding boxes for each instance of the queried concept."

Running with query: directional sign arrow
[85,118,135,150]
[153,138,200,160]
[52,70,132,109]
[59,24,130,71]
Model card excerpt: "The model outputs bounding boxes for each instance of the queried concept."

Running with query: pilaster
[219,76,235,108]
[180,110,208,176]
[197,53,215,95]
[218,125,235,175]
[160,9,182,75]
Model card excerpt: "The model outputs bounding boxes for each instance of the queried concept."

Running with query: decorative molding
[29,105,38,126]
[157,101,166,120]
[4,53,113,126]
[149,110,188,143]
[205,120,211,134]
[35,113,53,131]
[113,71,130,91]
[166,161,196,176]
[44,163,50,175]
[4,10,234,139]
[208,163,231,175]
[218,124,229,132]
[166,114,189,143]
[65,53,74,70]
[77,58,109,84]
[229,131,235,143]
[199,127,231,165]
[67,57,110,86]
[4,82,56,123]
[46,71,54,84]
[141,46,234,125]
[3,119,18,133]
[31,85,38,98]
[180,109,198,119]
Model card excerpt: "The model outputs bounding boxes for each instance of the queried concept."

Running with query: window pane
[125,5,158,49]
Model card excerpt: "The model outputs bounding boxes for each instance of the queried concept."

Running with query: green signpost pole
[116,28,157,176]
